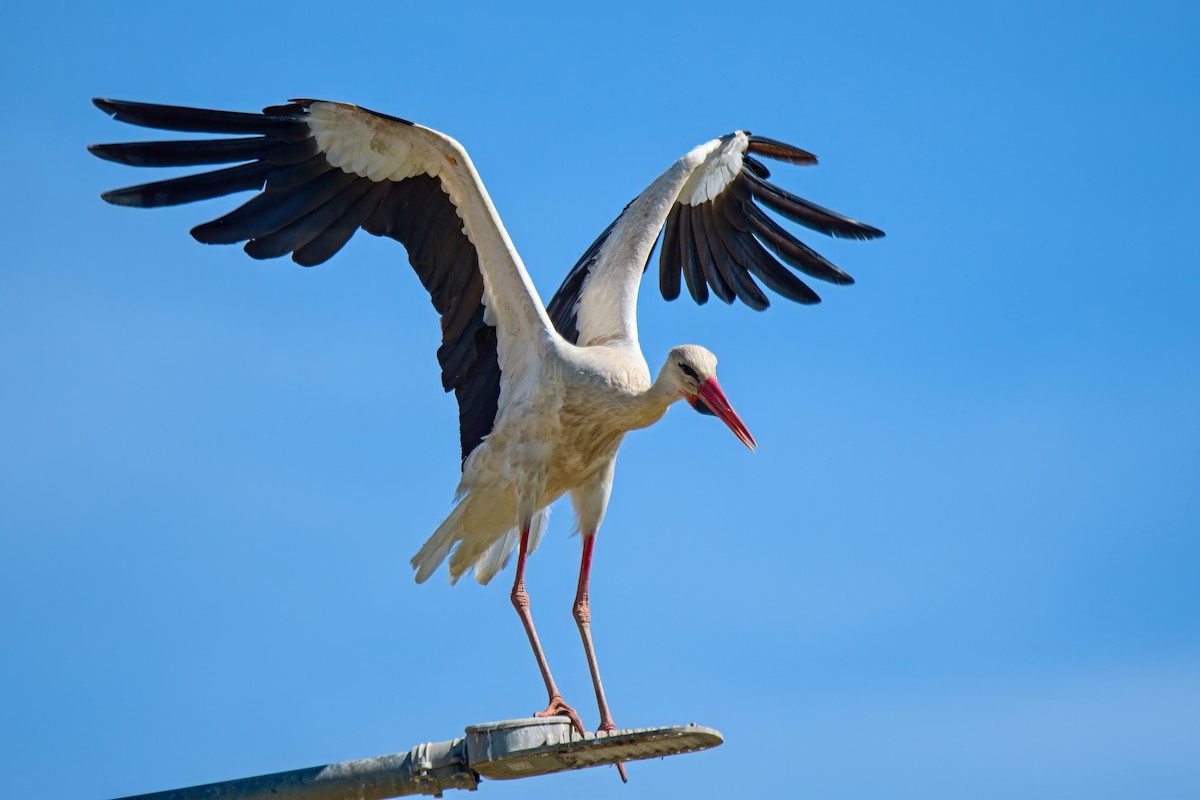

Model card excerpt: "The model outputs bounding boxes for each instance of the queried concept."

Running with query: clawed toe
[534,695,586,737]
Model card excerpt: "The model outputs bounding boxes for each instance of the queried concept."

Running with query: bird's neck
[625,372,684,431]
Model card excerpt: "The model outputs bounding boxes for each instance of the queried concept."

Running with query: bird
[89,98,884,775]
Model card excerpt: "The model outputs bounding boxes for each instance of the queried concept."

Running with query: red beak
[693,377,757,451]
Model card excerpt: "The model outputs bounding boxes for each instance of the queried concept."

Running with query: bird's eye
[678,363,700,381]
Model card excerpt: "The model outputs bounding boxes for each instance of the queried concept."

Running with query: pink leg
[510,522,585,736]
[574,533,628,782]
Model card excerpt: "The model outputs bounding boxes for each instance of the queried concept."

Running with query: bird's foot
[597,721,629,783]
[535,695,586,737]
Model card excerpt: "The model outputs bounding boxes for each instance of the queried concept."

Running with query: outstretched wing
[546,132,883,348]
[91,99,557,466]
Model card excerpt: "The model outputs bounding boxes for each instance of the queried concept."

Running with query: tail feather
[473,507,550,585]
[528,507,549,556]
[411,502,468,584]
[413,489,544,585]
[473,529,516,586]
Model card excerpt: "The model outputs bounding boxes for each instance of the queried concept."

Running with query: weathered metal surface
[108,718,723,799]
[465,716,723,780]
[109,738,475,800]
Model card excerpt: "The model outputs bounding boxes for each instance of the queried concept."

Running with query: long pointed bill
[694,377,757,451]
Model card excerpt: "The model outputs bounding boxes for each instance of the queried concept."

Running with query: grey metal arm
[110,717,723,800]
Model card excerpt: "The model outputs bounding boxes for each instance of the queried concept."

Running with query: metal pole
[109,718,723,800]
[111,738,475,800]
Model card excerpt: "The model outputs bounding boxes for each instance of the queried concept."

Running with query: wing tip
[98,188,130,206]
[834,223,886,241]
[92,98,134,121]
[87,142,115,163]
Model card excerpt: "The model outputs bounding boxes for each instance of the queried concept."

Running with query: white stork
[90,99,883,770]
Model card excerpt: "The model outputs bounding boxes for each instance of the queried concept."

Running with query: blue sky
[2,1,1198,798]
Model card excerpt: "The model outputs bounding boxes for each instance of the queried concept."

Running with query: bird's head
[664,345,757,451]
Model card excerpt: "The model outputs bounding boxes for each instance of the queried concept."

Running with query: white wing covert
[546,132,884,348]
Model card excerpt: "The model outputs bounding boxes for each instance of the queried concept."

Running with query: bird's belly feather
[464,394,626,506]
